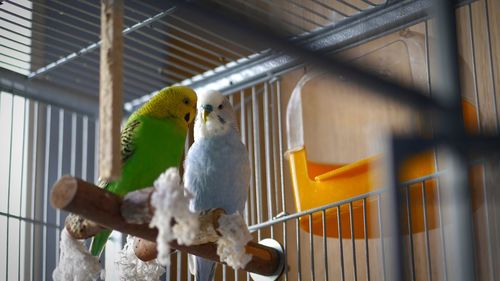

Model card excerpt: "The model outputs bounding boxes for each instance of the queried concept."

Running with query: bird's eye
[218,104,223,110]
[183,98,190,105]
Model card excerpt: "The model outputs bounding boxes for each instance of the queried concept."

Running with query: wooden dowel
[121,187,155,224]
[51,176,283,277]
[134,237,159,261]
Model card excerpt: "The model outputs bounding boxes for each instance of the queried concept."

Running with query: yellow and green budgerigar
[90,85,197,256]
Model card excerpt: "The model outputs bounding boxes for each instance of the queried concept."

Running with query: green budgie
[90,85,197,256]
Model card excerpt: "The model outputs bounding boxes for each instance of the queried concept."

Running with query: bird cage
[1,0,500,281]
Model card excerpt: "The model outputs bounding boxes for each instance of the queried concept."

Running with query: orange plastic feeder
[286,74,479,239]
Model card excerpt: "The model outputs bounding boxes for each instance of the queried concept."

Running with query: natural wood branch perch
[51,176,283,277]
[62,187,222,246]
[121,187,155,224]
[64,186,222,261]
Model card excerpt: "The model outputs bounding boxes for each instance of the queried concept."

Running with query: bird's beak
[201,104,213,123]
[202,110,210,123]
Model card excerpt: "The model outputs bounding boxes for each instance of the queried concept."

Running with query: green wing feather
[95,119,141,190]
[90,115,187,257]
[90,118,142,256]
[120,119,140,164]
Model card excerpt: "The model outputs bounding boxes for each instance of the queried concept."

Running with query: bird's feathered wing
[120,119,141,164]
[91,115,187,256]
[95,118,141,189]
[90,118,142,256]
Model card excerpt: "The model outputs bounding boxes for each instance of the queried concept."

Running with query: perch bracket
[249,239,285,281]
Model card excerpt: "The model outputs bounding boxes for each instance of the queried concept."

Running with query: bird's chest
[137,123,185,169]
[196,140,237,176]
[186,138,247,213]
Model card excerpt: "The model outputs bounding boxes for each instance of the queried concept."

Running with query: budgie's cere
[89,85,197,257]
[184,90,251,281]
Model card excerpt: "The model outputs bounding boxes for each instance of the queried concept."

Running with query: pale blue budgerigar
[184,90,250,281]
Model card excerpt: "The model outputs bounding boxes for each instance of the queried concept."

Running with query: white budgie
[184,90,250,281]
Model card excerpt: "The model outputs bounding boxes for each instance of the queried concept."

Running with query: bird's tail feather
[90,229,112,257]
[196,257,216,281]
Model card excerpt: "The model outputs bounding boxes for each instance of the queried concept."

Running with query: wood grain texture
[134,237,159,261]
[99,0,123,181]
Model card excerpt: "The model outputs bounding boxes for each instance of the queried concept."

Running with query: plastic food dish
[286,73,479,238]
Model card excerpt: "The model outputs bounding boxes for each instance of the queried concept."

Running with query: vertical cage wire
[166,263,171,281]
[251,86,263,229]
[263,82,274,229]
[276,79,286,217]
[42,104,51,281]
[336,206,346,280]
[421,182,432,281]
[246,90,256,227]
[348,202,357,281]
[482,0,499,132]
[271,83,280,218]
[5,92,14,281]
[0,90,98,281]
[309,213,315,281]
[376,194,386,281]
[55,109,63,269]
[296,217,302,281]
[240,90,250,224]
[434,173,448,281]
[29,101,39,281]
[322,210,329,281]
[16,98,27,281]
[362,198,370,281]
[404,186,416,280]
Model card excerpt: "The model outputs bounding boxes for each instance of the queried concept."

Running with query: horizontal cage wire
[1,0,499,281]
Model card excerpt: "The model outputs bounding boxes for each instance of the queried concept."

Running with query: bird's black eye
[218,104,223,110]
[183,97,190,105]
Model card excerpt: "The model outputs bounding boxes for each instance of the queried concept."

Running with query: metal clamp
[249,239,285,281]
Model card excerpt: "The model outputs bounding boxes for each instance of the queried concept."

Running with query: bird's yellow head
[136,86,197,126]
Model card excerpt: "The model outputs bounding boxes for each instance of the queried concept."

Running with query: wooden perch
[121,187,155,224]
[133,237,159,261]
[51,176,283,277]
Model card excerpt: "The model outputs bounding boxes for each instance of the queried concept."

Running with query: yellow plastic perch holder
[286,74,479,239]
